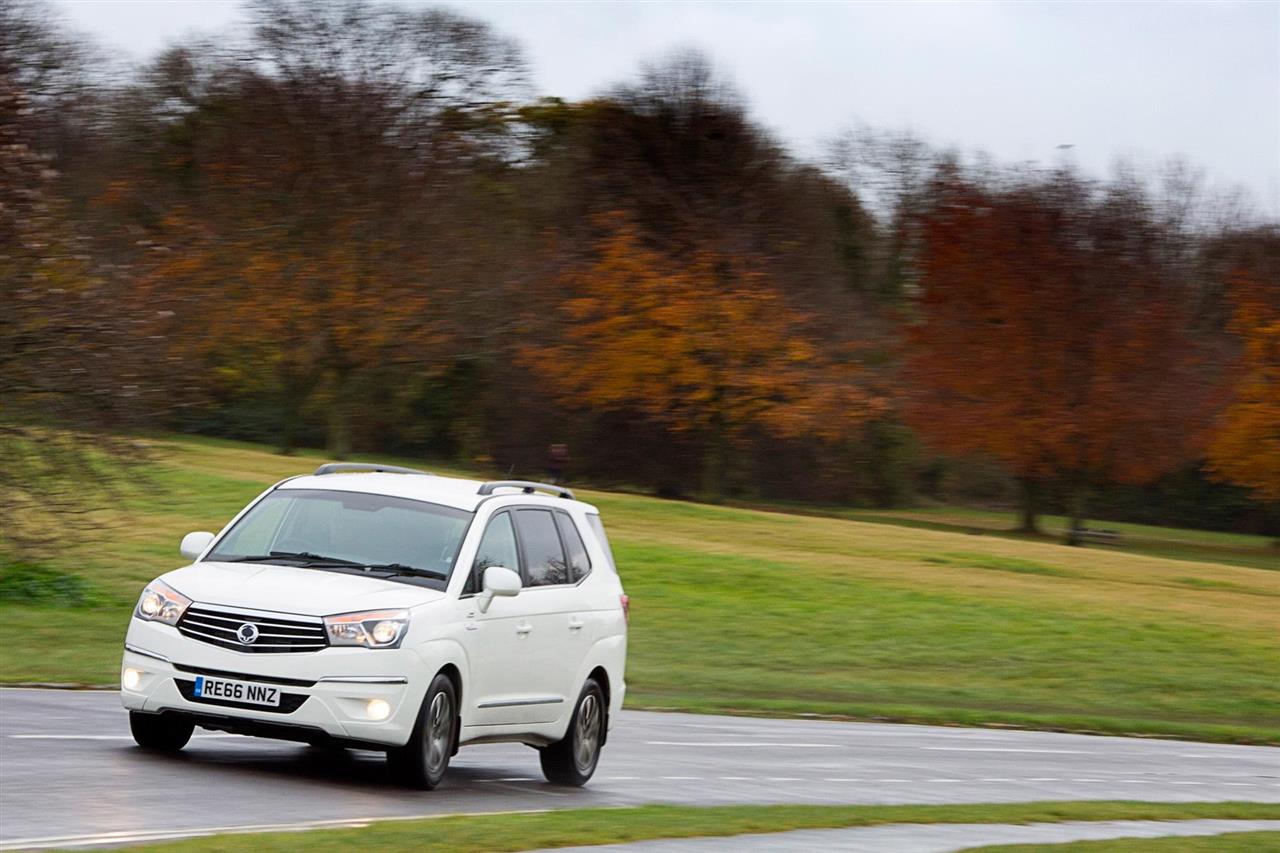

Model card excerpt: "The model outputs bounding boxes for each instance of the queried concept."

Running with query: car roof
[276,472,595,514]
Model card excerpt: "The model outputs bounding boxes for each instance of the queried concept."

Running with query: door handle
[568,618,584,631]
[515,623,533,635]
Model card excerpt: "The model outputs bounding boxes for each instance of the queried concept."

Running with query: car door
[509,508,591,723]
[461,510,550,727]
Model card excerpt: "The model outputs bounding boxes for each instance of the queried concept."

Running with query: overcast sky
[54,0,1280,216]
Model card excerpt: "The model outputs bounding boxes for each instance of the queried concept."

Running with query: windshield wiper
[360,563,447,581]
[226,551,364,567]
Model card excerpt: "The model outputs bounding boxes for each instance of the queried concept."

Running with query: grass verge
[87,802,1280,853]
[3,435,1278,743]
[965,831,1280,852]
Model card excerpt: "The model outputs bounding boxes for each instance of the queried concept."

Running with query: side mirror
[476,565,521,613]
[180,531,215,561]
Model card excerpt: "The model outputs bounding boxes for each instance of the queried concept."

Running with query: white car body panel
[121,471,627,753]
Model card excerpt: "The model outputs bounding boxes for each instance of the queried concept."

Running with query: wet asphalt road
[1,688,1277,850]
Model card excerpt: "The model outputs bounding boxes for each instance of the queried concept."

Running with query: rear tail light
[620,594,630,624]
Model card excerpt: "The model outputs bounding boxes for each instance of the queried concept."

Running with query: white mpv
[120,463,628,789]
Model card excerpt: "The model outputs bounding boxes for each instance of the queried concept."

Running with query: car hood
[162,561,446,617]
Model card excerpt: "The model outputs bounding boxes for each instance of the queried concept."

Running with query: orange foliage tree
[137,210,446,455]
[524,215,881,497]
[1207,273,1280,503]
[903,173,1213,540]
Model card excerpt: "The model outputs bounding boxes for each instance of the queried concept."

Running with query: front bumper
[121,618,426,748]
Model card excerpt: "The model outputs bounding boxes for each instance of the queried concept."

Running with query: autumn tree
[0,1,171,553]
[1207,269,1280,504]
[121,0,529,455]
[902,168,1214,541]
[525,215,881,498]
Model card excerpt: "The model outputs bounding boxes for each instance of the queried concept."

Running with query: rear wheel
[387,673,457,789]
[129,711,194,752]
[540,678,604,786]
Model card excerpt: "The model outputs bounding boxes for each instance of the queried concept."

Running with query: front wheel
[540,678,605,786]
[387,673,457,789]
[129,711,194,752]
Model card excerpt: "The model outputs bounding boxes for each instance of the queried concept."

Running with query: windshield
[205,488,471,589]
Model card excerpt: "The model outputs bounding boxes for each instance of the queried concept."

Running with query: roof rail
[477,480,575,500]
[313,462,433,477]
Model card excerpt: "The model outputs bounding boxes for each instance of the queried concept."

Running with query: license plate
[192,675,280,707]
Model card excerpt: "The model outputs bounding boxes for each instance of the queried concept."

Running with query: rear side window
[585,513,617,573]
[467,512,519,595]
[516,509,569,586]
[555,513,591,582]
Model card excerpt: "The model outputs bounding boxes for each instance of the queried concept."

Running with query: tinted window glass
[206,489,470,590]
[516,509,569,586]
[468,512,519,595]
[555,513,591,582]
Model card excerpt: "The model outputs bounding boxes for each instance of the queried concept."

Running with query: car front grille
[177,605,328,653]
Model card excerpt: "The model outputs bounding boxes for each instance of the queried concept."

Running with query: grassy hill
[2,435,1277,743]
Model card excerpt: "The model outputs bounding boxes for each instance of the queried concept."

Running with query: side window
[585,513,617,573]
[515,509,569,587]
[467,512,519,595]
[555,512,591,582]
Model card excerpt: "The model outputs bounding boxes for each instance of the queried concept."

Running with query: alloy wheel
[573,693,601,772]
[426,690,452,775]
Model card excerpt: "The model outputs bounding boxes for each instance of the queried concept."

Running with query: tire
[387,673,457,790]
[540,678,605,786]
[129,711,194,752]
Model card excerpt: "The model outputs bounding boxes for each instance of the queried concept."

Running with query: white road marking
[921,747,1087,754]
[9,733,241,740]
[661,776,702,781]
[645,741,840,748]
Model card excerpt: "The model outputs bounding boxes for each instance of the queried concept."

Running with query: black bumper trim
[172,662,317,688]
[144,709,401,751]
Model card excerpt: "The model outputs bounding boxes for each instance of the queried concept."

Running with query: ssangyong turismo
[121,463,627,789]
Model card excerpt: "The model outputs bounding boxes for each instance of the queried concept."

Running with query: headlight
[134,580,191,626]
[324,609,409,649]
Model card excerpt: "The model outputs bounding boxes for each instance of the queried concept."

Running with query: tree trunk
[701,410,727,503]
[278,373,310,456]
[326,371,353,460]
[1065,481,1087,547]
[1017,477,1042,534]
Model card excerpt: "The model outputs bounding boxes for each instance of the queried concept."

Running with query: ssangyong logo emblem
[236,623,259,645]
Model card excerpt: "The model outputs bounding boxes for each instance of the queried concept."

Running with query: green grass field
[732,502,1279,571]
[73,802,1280,853]
[3,435,1278,743]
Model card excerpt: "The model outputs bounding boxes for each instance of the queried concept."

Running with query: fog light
[366,698,391,720]
[122,667,142,690]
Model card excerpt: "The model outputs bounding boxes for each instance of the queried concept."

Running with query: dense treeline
[2,0,1277,543]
